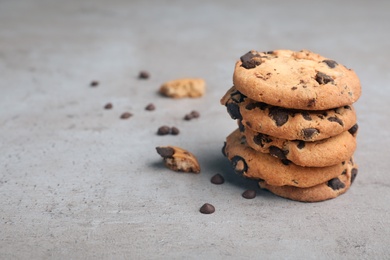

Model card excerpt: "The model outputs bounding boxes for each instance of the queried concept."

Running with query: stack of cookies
[221,49,361,202]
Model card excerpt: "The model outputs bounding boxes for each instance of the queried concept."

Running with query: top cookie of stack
[233,49,361,110]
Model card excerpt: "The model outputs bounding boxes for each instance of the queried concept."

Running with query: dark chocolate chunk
[238,120,245,132]
[138,71,150,79]
[242,189,256,199]
[170,127,180,135]
[104,103,113,109]
[302,128,319,139]
[211,174,225,185]
[157,126,171,135]
[315,72,334,84]
[269,146,288,160]
[120,112,133,119]
[344,105,351,110]
[253,133,272,147]
[291,86,298,90]
[351,168,358,184]
[199,203,215,214]
[156,147,175,158]
[231,156,248,176]
[301,112,312,121]
[90,80,99,87]
[145,103,155,111]
[226,103,242,120]
[327,116,344,126]
[222,142,227,157]
[322,60,338,68]
[231,91,246,103]
[240,51,262,69]
[245,102,268,111]
[281,159,291,165]
[348,124,359,136]
[307,98,316,107]
[297,141,305,149]
[269,107,289,127]
[327,178,345,190]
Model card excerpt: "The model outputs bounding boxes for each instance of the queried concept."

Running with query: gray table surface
[1,0,390,259]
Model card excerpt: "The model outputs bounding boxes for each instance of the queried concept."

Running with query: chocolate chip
[315,72,334,84]
[327,116,344,126]
[351,168,358,184]
[145,103,155,111]
[156,147,175,158]
[301,112,312,121]
[231,156,248,176]
[269,146,288,160]
[281,159,291,165]
[170,127,180,135]
[104,103,113,109]
[348,124,359,136]
[242,189,256,199]
[291,86,298,90]
[307,98,316,107]
[157,126,171,135]
[344,105,351,110]
[245,102,267,111]
[231,91,246,103]
[120,112,133,119]
[322,60,338,68]
[90,80,99,87]
[240,51,262,69]
[211,174,225,185]
[253,133,272,147]
[269,107,289,127]
[238,120,245,132]
[199,203,215,214]
[327,178,345,190]
[226,103,242,120]
[302,128,319,139]
[297,141,305,149]
[222,142,227,157]
[138,71,150,79]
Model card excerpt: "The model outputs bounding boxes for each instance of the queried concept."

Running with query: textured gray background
[1,0,389,259]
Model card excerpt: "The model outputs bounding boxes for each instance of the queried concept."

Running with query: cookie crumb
[199,203,215,214]
[120,112,133,119]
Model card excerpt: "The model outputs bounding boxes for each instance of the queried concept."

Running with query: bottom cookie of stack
[223,129,358,202]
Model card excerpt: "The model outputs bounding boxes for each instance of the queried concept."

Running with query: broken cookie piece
[159,78,206,98]
[156,146,201,173]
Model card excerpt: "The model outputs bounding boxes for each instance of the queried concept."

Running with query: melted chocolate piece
[351,168,358,184]
[302,112,312,121]
[322,60,338,68]
[269,107,289,127]
[297,141,305,149]
[253,133,272,147]
[315,72,334,84]
[327,116,344,126]
[240,51,262,69]
[348,124,359,136]
[327,178,345,190]
[156,147,175,158]
[302,128,319,139]
[226,103,242,120]
[246,102,267,111]
[307,98,316,107]
[269,146,288,160]
[231,156,248,176]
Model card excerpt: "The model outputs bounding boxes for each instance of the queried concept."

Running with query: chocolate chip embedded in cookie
[243,127,357,167]
[233,49,361,110]
[259,162,357,202]
[222,86,357,141]
[224,129,348,188]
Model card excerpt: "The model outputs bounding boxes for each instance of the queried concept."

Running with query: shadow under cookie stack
[221,49,361,202]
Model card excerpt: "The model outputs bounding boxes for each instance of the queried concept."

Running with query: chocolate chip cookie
[221,86,357,141]
[223,129,350,188]
[259,160,358,202]
[233,49,361,110]
[241,124,358,167]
